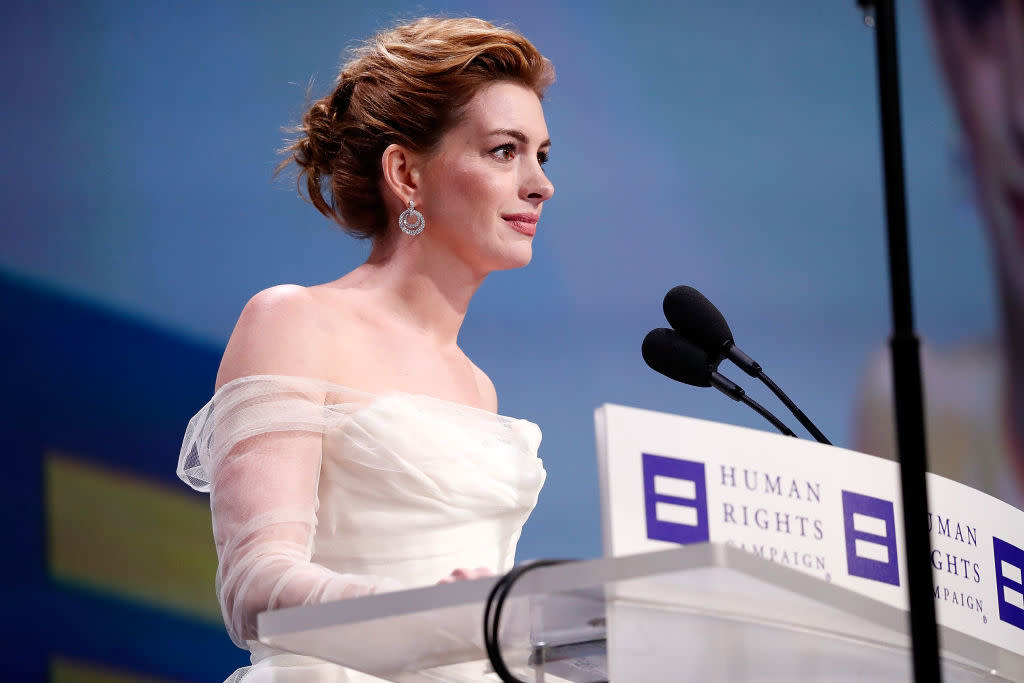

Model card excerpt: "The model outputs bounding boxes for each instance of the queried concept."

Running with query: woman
[178,17,555,681]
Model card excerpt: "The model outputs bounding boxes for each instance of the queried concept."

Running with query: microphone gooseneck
[662,286,831,445]
[756,370,831,445]
[642,328,796,437]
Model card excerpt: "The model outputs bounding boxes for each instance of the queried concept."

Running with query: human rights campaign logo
[993,536,1024,631]
[642,453,709,545]
[841,490,900,586]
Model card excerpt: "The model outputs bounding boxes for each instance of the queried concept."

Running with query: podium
[257,404,1024,681]
[258,542,1022,681]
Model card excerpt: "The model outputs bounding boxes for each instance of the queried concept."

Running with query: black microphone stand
[857,2,941,681]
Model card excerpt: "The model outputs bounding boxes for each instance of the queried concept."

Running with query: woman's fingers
[437,566,494,583]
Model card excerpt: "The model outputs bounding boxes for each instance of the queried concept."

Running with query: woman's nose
[524,166,554,202]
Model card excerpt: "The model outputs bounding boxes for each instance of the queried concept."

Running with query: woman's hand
[437,566,493,584]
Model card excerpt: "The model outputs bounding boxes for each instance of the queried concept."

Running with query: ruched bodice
[178,376,545,682]
[313,393,544,585]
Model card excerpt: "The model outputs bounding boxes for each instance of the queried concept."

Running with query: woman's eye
[538,150,549,166]
[490,143,516,161]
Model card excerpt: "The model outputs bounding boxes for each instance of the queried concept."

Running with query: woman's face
[414,81,554,274]
[930,0,1024,308]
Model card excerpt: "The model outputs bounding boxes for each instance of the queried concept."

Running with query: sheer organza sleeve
[177,375,402,647]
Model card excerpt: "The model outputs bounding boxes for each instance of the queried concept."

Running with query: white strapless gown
[178,375,546,682]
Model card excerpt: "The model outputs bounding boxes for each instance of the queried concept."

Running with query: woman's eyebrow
[488,128,551,148]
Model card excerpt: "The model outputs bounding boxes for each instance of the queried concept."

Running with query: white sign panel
[595,403,1024,657]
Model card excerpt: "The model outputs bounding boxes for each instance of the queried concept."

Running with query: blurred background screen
[3,1,1020,679]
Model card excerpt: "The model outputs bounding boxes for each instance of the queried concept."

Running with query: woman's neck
[352,235,487,347]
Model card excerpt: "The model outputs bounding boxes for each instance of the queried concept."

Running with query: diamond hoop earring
[398,201,425,236]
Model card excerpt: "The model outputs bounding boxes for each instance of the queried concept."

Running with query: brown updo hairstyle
[280,17,555,240]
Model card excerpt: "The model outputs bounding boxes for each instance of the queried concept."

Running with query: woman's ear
[381,143,422,206]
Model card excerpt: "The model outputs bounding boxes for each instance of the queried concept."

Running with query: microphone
[662,285,760,375]
[661,286,831,445]
[642,328,796,438]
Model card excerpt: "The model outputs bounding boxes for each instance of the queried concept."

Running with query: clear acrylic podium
[257,543,1024,682]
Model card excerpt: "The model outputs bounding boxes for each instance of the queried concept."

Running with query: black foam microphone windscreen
[663,285,733,354]
[641,328,713,387]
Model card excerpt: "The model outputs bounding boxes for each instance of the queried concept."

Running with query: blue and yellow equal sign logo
[44,451,222,623]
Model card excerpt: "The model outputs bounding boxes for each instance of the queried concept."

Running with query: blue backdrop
[0,1,1001,679]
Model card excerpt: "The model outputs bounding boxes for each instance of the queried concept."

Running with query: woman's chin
[483,243,533,272]
[506,245,534,270]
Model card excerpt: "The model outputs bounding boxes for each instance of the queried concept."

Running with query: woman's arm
[205,287,400,646]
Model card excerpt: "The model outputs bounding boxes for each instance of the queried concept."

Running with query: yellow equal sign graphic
[45,451,222,623]
[50,655,175,683]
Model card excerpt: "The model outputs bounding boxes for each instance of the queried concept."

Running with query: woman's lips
[502,213,538,237]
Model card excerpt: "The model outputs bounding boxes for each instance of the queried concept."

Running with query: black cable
[707,370,799,438]
[483,558,573,683]
[738,394,797,437]
[756,371,831,444]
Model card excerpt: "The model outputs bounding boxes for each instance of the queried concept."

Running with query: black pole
[858,2,942,681]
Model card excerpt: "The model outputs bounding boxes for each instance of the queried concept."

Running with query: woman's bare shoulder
[469,360,498,413]
[215,284,334,390]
